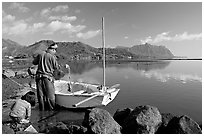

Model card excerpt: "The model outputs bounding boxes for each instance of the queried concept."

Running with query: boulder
[27,65,38,77]
[113,108,133,126]
[122,105,162,134]
[166,115,202,134]
[67,125,87,134]
[3,69,15,78]
[2,124,15,134]
[82,108,121,134]
[156,113,175,133]
[43,122,70,134]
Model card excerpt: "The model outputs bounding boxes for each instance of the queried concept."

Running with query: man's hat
[49,43,58,49]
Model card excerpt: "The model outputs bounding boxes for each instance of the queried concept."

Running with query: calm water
[63,60,202,122]
[31,60,202,131]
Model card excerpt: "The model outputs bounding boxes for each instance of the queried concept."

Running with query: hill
[128,43,174,58]
[2,39,23,57]
[2,39,174,60]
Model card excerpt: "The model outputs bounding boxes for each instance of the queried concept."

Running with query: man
[33,43,60,110]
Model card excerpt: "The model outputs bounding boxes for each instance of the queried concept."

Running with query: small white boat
[54,80,120,108]
[54,18,120,109]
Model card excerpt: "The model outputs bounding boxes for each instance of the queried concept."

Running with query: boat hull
[56,94,104,108]
[54,80,120,108]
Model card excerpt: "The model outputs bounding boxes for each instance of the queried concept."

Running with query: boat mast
[102,17,106,91]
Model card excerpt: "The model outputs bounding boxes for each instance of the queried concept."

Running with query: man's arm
[52,55,60,70]
[26,104,31,120]
[32,54,39,65]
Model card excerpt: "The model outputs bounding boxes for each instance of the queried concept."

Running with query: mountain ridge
[2,38,174,60]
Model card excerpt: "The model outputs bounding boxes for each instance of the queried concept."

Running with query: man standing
[33,43,60,111]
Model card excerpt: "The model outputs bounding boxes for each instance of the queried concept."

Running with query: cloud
[48,15,77,22]
[6,20,28,35]
[153,32,171,43]
[3,20,46,36]
[140,36,152,44]
[140,32,202,44]
[3,11,46,36]
[124,36,129,39]
[9,2,30,13]
[52,5,69,12]
[40,5,69,17]
[173,32,202,41]
[2,13,16,23]
[30,22,46,33]
[45,20,86,35]
[2,11,85,36]
[76,30,100,39]
[40,7,52,17]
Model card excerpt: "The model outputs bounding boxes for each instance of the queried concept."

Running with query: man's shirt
[33,51,60,78]
[10,99,31,119]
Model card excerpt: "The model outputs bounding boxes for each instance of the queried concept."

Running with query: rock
[122,105,162,134]
[156,113,175,134]
[3,69,15,78]
[15,71,28,78]
[67,125,87,134]
[16,131,38,134]
[2,124,15,134]
[113,108,133,126]
[27,65,37,77]
[82,108,121,134]
[166,115,202,134]
[43,122,70,134]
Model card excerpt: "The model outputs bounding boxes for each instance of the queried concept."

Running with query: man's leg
[44,78,55,110]
[36,79,45,111]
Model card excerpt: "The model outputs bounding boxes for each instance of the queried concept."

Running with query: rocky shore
[2,68,202,134]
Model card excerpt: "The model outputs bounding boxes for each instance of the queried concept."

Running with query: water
[31,60,202,130]
[62,60,202,122]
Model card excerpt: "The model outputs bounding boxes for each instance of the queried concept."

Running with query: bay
[30,60,202,131]
[61,60,202,123]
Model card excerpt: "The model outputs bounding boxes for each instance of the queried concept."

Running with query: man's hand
[65,64,71,74]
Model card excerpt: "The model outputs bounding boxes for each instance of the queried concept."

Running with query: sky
[2,2,202,58]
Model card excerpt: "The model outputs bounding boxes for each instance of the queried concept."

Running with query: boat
[54,80,120,108]
[54,17,120,108]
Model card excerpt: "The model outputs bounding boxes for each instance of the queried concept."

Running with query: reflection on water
[141,70,202,83]
[60,61,171,75]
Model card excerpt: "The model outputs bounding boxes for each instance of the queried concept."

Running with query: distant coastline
[159,58,202,60]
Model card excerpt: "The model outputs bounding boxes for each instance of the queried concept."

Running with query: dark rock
[156,113,175,134]
[122,105,162,134]
[16,131,38,134]
[68,125,87,134]
[199,124,202,130]
[113,108,133,126]
[82,108,121,134]
[43,122,70,134]
[166,115,202,134]
[2,124,15,134]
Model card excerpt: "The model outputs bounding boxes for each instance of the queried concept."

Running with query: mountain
[56,41,98,59]
[128,43,174,58]
[2,39,23,56]
[2,39,174,59]
[18,40,55,57]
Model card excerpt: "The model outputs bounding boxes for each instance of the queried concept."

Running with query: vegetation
[2,39,175,61]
